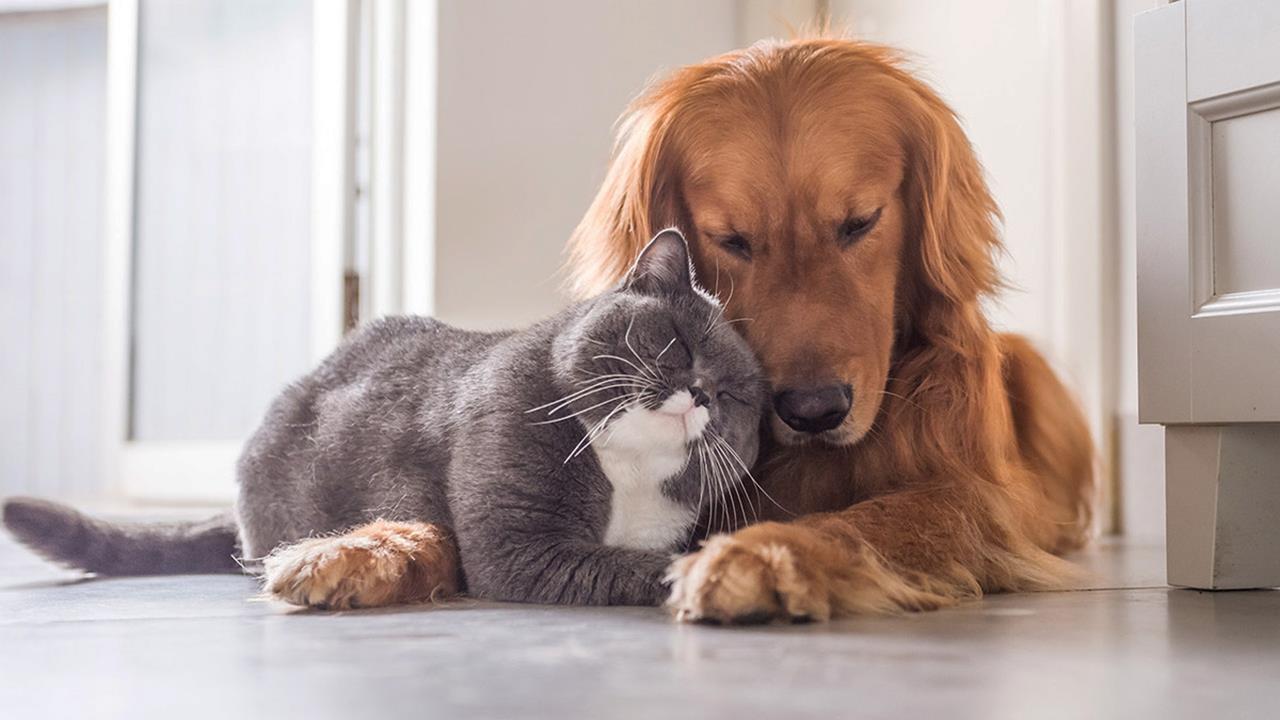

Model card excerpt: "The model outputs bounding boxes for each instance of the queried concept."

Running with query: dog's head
[568,39,1002,447]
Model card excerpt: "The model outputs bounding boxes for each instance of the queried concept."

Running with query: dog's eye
[718,233,752,260]
[838,208,882,247]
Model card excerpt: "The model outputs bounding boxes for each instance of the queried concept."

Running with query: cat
[3,230,767,609]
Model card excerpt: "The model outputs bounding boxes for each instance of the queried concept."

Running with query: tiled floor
[1,529,1277,720]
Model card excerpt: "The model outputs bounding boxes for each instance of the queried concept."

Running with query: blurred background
[0,0,1162,540]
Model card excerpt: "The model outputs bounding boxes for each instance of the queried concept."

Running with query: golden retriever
[567,38,1095,622]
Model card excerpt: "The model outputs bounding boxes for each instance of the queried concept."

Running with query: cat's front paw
[262,521,459,610]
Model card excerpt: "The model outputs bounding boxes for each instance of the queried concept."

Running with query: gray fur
[3,230,765,606]
[2,498,239,575]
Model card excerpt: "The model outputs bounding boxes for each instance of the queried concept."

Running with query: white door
[1136,0,1280,589]
[104,0,350,503]
[0,7,108,501]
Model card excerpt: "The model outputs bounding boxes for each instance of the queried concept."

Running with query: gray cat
[3,230,766,607]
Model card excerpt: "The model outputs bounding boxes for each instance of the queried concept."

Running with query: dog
[567,38,1095,622]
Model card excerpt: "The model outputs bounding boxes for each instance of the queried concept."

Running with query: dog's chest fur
[591,404,700,552]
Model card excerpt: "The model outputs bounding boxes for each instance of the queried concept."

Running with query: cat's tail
[2,496,242,575]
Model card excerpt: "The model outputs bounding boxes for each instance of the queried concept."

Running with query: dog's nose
[773,385,852,433]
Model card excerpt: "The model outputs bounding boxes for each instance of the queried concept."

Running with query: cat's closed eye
[654,336,692,370]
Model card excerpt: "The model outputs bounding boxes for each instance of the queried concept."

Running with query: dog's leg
[667,483,1079,623]
[263,520,460,609]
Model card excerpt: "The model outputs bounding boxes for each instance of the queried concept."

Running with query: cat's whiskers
[708,429,793,518]
[526,379,650,417]
[531,393,644,426]
[599,398,641,446]
[709,432,766,523]
[565,402,623,464]
[711,258,723,304]
[650,337,678,383]
[703,432,742,529]
[709,441,731,532]
[697,440,725,534]
[581,371,652,383]
[654,336,678,363]
[697,442,713,532]
[565,393,637,464]
[576,398,633,457]
[709,315,755,335]
[692,442,707,527]
[526,378,634,413]
[575,371,652,389]
[623,316,661,381]
[528,366,660,415]
[581,373,662,396]
[703,271,735,337]
[637,387,665,411]
[716,442,743,529]
[720,439,755,528]
[591,354,660,383]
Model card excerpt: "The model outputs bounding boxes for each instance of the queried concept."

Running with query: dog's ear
[902,83,1003,309]
[623,228,694,296]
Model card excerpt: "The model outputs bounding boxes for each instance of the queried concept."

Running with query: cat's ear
[624,228,694,296]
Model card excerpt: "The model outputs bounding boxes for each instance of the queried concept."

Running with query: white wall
[0,8,107,499]
[432,0,744,330]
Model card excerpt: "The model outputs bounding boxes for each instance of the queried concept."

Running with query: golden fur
[569,38,1095,622]
[263,520,459,610]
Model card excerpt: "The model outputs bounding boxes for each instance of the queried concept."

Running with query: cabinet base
[1165,424,1280,589]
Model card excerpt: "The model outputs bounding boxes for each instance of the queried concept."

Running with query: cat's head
[545,229,767,508]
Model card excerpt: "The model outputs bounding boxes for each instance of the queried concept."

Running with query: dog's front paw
[262,521,457,610]
[666,524,831,624]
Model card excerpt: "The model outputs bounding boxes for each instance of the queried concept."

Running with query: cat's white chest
[591,396,705,552]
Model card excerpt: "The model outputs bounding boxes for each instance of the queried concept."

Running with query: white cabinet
[1136,0,1280,589]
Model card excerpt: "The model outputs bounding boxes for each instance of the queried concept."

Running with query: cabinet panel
[1210,107,1280,298]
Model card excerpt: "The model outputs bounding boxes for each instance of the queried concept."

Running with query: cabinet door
[1137,0,1280,424]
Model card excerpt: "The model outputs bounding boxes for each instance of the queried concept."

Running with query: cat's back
[321,315,493,382]
[335,313,483,366]
[252,315,502,441]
